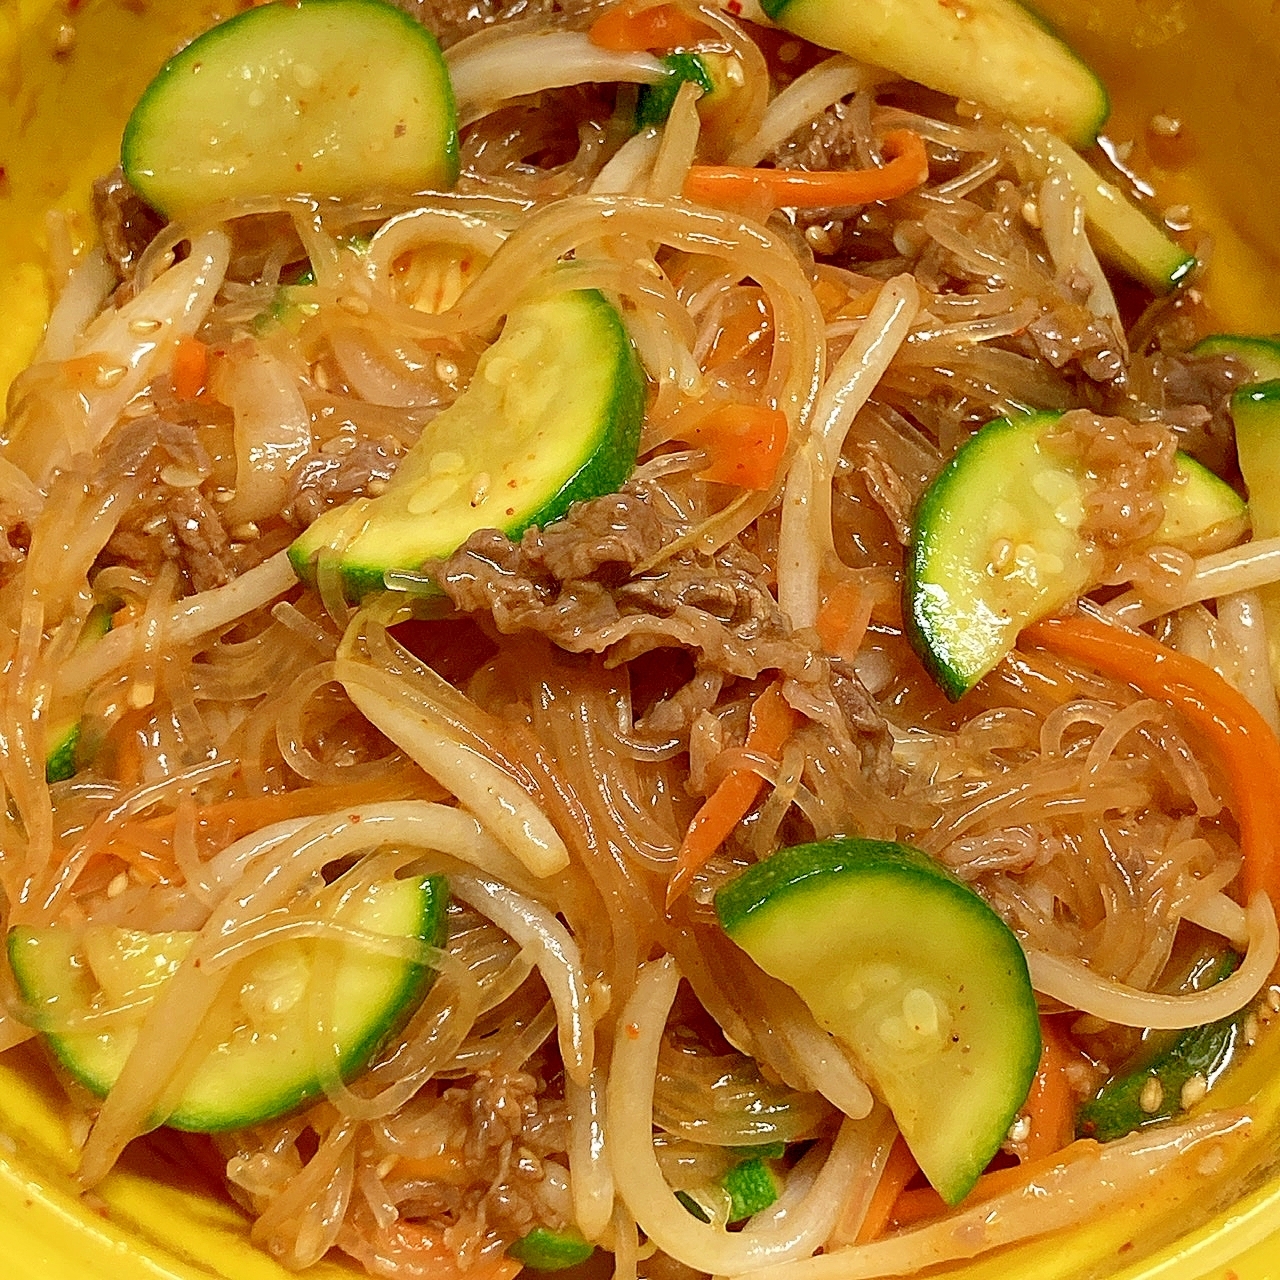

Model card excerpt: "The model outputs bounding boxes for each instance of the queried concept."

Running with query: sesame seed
[1139,1075,1164,1114]
[338,294,371,316]
[1179,1073,1208,1110]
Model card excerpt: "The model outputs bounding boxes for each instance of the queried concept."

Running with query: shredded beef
[433,480,893,776]
[1043,410,1179,549]
[1132,349,1244,475]
[392,0,592,47]
[97,417,237,591]
[1024,304,1128,385]
[163,489,236,592]
[285,438,402,527]
[434,485,807,681]
[92,168,165,282]
[767,99,870,175]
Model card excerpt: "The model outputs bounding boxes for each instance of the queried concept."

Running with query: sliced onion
[450,874,593,1084]
[609,956,874,1275]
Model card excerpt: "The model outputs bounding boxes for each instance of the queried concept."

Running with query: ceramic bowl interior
[1,2,1279,1277]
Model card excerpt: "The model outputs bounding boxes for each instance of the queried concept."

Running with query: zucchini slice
[121,0,458,218]
[1193,338,1280,684]
[1192,334,1280,384]
[45,600,115,783]
[758,0,1108,146]
[905,411,1247,700]
[289,288,646,600]
[716,838,1040,1206]
[9,874,447,1132]
[1233,380,1280,538]
[1028,134,1194,293]
[508,1228,596,1271]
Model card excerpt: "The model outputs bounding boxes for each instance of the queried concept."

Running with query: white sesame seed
[1139,1075,1164,1114]
[1179,1073,1208,1110]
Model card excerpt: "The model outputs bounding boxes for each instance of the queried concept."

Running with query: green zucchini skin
[636,53,718,129]
[44,601,115,783]
[121,0,458,218]
[1029,136,1194,293]
[716,837,1040,1206]
[1233,381,1280,537]
[8,874,448,1133]
[757,0,1108,146]
[289,288,646,600]
[722,1154,781,1221]
[507,1227,596,1271]
[1076,955,1246,1143]
[1192,334,1280,384]
[904,411,1247,700]
[1187,338,1280,686]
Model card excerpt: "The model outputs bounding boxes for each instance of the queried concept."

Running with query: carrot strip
[362,1217,522,1280]
[588,2,714,50]
[852,1135,919,1245]
[154,773,420,836]
[171,336,209,400]
[666,681,798,907]
[1023,612,1280,907]
[889,1139,1102,1232]
[816,578,875,659]
[96,773,423,870]
[680,403,788,490]
[683,130,929,213]
[1019,1015,1077,1163]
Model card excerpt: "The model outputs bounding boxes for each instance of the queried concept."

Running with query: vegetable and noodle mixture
[2,0,1280,1274]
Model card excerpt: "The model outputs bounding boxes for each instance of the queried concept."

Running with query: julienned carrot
[1019,1015,1077,1163]
[681,403,788,490]
[666,681,798,907]
[365,1218,522,1280]
[867,1043,1080,1238]
[851,1135,919,1245]
[683,130,929,213]
[1023,612,1280,907]
[588,3,713,51]
[815,578,875,659]
[889,1139,1102,1232]
[97,772,426,868]
[171,336,209,400]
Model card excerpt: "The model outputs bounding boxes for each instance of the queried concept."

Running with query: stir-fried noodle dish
[6,0,1280,1274]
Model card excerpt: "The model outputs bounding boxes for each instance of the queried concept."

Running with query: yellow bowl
[2,2,1280,1277]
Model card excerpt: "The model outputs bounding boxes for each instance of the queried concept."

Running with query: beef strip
[433,480,893,776]
[285,437,403,527]
[92,167,165,283]
[98,417,237,591]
